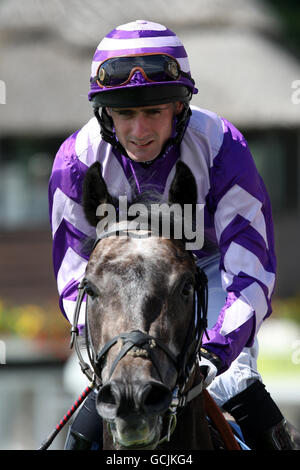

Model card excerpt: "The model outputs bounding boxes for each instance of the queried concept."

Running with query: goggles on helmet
[92,53,194,88]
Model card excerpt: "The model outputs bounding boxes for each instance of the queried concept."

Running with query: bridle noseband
[70,223,209,442]
[95,330,178,384]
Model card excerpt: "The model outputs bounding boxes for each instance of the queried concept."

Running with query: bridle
[70,222,209,444]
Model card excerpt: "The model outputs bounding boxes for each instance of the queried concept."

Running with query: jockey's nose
[131,113,151,140]
[96,379,172,421]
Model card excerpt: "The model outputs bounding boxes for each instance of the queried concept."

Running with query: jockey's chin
[125,139,162,163]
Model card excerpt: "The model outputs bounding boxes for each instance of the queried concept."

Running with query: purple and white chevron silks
[88,20,196,100]
[48,106,276,371]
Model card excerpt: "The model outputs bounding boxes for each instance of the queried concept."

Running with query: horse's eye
[84,283,98,299]
[182,282,193,297]
[86,287,95,298]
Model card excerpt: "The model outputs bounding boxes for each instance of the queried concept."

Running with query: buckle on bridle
[157,412,177,446]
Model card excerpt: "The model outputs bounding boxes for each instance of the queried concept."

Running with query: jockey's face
[107,102,183,162]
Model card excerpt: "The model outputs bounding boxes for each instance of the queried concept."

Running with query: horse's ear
[168,161,198,207]
[82,161,113,227]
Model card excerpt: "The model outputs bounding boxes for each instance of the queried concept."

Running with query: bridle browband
[70,222,209,443]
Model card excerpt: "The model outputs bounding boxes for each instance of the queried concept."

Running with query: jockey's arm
[49,132,94,326]
[200,119,276,375]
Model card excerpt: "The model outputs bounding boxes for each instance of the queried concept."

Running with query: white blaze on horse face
[101,235,175,262]
[131,236,161,258]
[97,235,163,266]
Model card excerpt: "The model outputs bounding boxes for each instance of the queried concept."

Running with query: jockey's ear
[168,160,198,207]
[174,101,184,115]
[82,161,114,227]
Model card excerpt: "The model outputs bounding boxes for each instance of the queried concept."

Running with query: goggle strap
[92,70,194,86]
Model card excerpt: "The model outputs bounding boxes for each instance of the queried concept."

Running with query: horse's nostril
[97,381,172,420]
[97,383,119,420]
[100,384,117,405]
[141,382,172,416]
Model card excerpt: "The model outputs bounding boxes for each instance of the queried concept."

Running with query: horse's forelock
[81,186,185,257]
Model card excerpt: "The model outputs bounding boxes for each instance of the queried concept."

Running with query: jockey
[49,20,295,450]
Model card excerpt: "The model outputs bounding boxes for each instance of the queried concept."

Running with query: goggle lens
[97,54,181,88]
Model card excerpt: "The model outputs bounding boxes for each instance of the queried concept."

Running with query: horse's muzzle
[96,379,173,449]
[97,379,172,421]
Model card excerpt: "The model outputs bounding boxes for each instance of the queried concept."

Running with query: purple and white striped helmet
[89,20,198,107]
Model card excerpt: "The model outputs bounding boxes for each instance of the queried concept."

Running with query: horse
[74,160,233,450]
